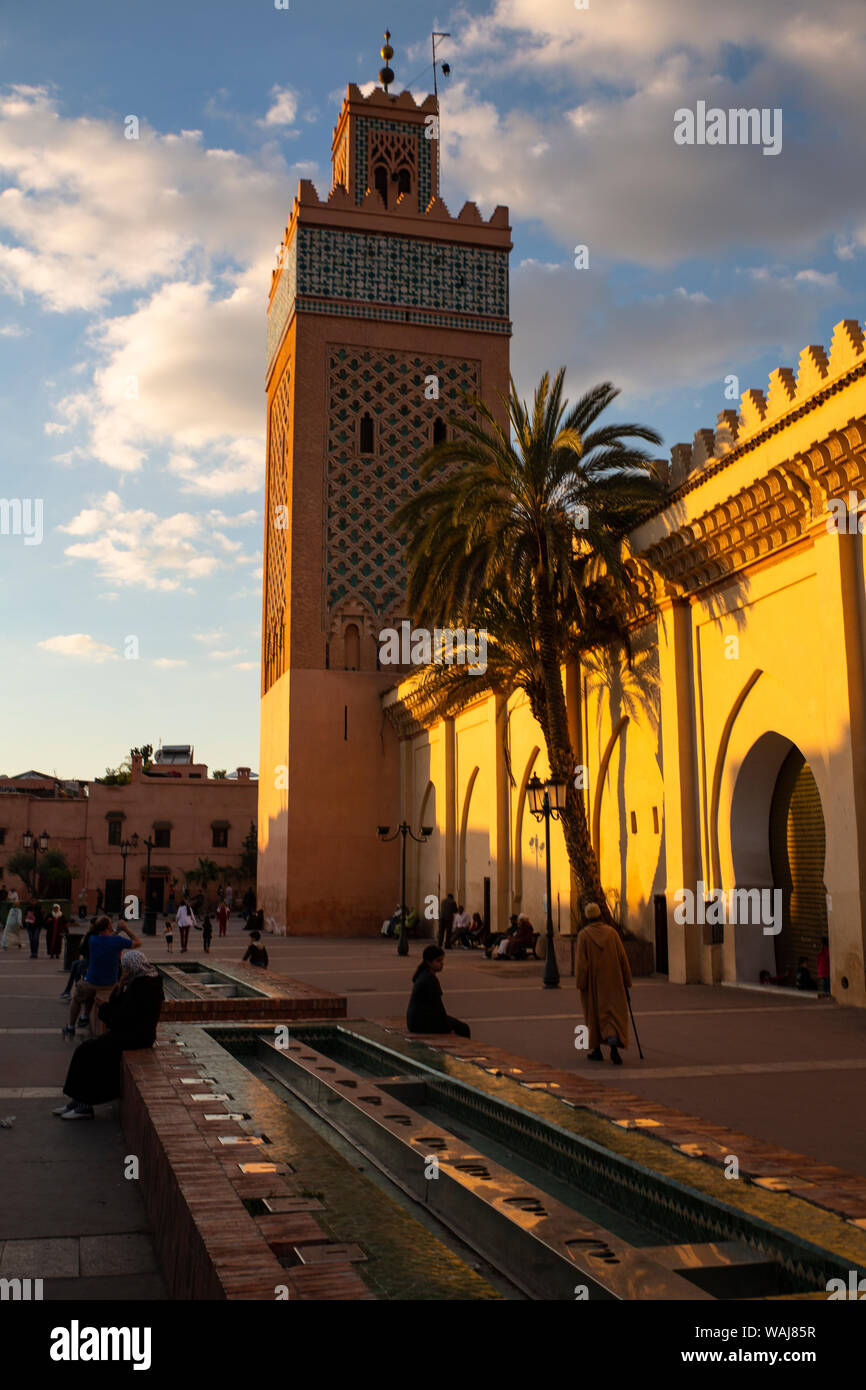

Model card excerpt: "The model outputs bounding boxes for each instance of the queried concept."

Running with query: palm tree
[188,856,220,903]
[392,369,664,921]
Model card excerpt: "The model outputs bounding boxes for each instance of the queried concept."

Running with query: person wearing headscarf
[46,903,68,959]
[54,949,164,1120]
[575,902,632,1065]
[1,891,24,950]
[1,892,24,950]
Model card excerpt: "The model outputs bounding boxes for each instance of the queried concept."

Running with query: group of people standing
[1,893,69,958]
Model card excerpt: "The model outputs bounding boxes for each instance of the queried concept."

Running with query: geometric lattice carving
[368,127,417,209]
[263,367,291,694]
[325,346,481,622]
[355,117,431,211]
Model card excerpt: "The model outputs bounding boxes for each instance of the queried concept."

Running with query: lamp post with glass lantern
[376,823,434,957]
[119,833,139,919]
[21,828,49,898]
[525,773,569,989]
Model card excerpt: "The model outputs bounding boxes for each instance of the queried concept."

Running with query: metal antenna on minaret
[432,30,451,103]
[432,31,451,188]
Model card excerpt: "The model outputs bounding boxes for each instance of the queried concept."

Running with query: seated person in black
[243,930,269,969]
[406,945,470,1037]
[55,949,164,1120]
[795,956,815,990]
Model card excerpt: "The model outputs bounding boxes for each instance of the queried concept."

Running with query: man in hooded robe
[575,902,632,1064]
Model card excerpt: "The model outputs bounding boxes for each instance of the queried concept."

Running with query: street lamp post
[21,828,49,898]
[526,773,569,989]
[119,833,139,920]
[134,834,157,935]
[376,823,434,957]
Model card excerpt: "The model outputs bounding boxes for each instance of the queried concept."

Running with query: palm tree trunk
[533,580,613,924]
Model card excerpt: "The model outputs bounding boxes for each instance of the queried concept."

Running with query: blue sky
[1,0,864,778]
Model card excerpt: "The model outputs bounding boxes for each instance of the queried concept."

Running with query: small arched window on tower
[396,168,412,199]
[344,623,360,671]
[373,165,389,208]
[433,418,447,446]
[359,412,375,455]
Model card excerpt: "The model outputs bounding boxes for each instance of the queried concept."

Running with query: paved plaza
[3,928,864,1158]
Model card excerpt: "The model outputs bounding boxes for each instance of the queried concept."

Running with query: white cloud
[233,661,258,670]
[152,657,188,668]
[193,629,226,645]
[0,86,286,312]
[259,86,298,128]
[509,257,841,407]
[37,633,118,661]
[56,491,253,591]
[209,647,243,660]
[434,2,866,266]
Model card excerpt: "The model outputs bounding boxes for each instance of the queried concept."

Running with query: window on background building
[344,623,360,670]
[107,820,122,846]
[212,826,228,849]
[0,828,6,846]
[630,811,638,834]
[359,412,375,455]
[433,418,447,445]
[154,826,171,849]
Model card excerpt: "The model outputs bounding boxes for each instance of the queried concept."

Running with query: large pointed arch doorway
[769,747,828,983]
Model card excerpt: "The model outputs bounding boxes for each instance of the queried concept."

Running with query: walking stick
[626,989,644,1060]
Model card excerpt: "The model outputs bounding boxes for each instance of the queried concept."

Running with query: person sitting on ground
[63,916,141,1039]
[795,956,815,991]
[406,944,471,1038]
[817,936,830,998]
[495,913,535,958]
[242,930,269,969]
[759,968,790,986]
[54,949,164,1121]
[575,902,632,1065]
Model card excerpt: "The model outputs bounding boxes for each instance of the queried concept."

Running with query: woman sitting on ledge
[54,950,164,1121]
[406,945,471,1038]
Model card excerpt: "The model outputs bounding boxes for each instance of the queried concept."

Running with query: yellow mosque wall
[383,318,866,1008]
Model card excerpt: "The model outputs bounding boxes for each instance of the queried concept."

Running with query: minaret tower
[258,34,512,933]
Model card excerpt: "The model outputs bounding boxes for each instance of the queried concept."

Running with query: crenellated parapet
[664,320,866,494]
[266,92,512,383]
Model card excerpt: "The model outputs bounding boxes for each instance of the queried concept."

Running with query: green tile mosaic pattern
[267,226,509,378]
[298,226,508,319]
[326,347,480,618]
[266,240,297,376]
[354,117,432,211]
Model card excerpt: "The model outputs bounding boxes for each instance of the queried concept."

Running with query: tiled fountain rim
[155,958,343,1002]
[120,1034,373,1301]
[206,1021,862,1293]
[250,1018,866,1272]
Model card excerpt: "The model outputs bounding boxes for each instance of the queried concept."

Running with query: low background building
[0,747,258,916]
